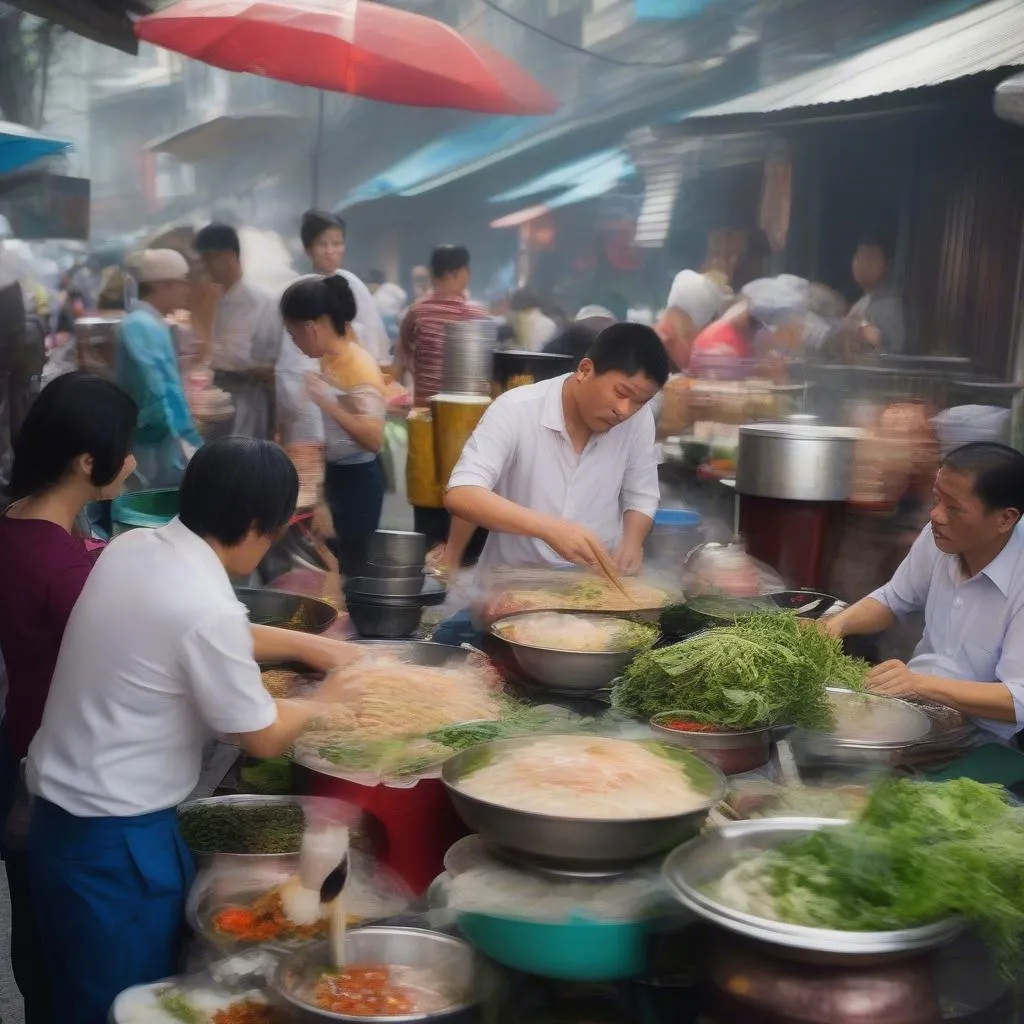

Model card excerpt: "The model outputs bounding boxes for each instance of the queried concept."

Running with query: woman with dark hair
[281,274,387,574]
[0,371,138,1024]
[26,437,362,1024]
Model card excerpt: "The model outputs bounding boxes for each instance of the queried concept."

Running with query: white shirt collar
[979,528,1023,598]
[158,517,235,600]
[540,375,570,434]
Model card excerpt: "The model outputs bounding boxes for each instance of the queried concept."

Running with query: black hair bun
[321,273,357,324]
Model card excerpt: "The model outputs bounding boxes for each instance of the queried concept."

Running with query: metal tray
[662,817,963,961]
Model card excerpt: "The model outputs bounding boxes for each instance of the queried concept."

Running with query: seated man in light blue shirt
[826,442,1024,740]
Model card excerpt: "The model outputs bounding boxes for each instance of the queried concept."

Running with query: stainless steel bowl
[178,794,307,861]
[345,576,446,606]
[790,687,933,765]
[662,817,963,963]
[368,531,428,568]
[442,737,726,871]
[236,587,338,635]
[365,560,428,579]
[273,928,478,1022]
[354,640,477,668]
[650,714,772,775]
[488,611,654,694]
[346,574,426,597]
[346,597,424,639]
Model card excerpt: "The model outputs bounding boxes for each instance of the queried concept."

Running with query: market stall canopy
[489,149,635,206]
[338,116,558,207]
[677,0,1024,130]
[135,0,558,116]
[146,112,310,164]
[0,121,71,176]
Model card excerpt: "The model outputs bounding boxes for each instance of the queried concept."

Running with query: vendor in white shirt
[434,324,668,643]
[27,438,361,1024]
[825,442,1024,740]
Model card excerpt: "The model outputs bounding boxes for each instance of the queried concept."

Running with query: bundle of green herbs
[659,595,779,640]
[177,802,306,855]
[712,778,1024,978]
[612,611,867,728]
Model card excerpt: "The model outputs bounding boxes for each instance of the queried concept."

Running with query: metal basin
[236,587,338,634]
[650,714,772,775]
[442,737,725,872]
[354,640,476,667]
[662,817,963,964]
[488,611,652,694]
[790,687,932,765]
[177,794,307,861]
[273,928,478,1022]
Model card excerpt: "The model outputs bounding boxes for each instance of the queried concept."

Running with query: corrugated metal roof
[684,0,1024,120]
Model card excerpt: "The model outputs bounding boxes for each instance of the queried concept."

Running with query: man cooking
[434,324,668,641]
[825,442,1024,740]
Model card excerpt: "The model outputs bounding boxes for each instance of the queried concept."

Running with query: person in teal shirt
[116,250,203,488]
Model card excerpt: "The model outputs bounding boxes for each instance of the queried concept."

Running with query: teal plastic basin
[456,910,650,981]
[110,488,179,534]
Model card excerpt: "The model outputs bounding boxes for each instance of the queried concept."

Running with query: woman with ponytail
[280,274,386,574]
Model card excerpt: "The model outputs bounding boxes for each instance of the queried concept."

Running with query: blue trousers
[29,799,196,1024]
[431,608,485,648]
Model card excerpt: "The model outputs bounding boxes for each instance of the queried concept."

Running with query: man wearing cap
[116,250,203,488]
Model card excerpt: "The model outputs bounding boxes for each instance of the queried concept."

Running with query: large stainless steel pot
[736,423,865,502]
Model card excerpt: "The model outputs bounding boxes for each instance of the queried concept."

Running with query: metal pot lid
[739,422,867,441]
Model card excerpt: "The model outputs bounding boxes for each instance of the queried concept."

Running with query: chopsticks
[590,546,636,608]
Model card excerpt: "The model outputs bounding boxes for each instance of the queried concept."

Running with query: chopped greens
[178,802,305,855]
[157,989,201,1024]
[715,778,1024,978]
[612,611,867,728]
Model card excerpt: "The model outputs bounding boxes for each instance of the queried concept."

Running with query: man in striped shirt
[394,245,490,407]
[395,246,491,552]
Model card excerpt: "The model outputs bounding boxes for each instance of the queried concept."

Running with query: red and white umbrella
[135,0,559,116]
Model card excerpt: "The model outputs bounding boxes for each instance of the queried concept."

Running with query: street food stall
[103,520,1024,1024]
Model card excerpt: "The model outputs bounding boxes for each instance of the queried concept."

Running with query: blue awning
[0,121,71,176]
[338,115,559,208]
[489,148,634,207]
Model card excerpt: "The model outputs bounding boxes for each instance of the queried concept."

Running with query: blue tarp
[489,148,634,208]
[337,115,559,207]
[0,121,71,176]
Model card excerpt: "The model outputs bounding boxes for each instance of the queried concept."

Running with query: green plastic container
[110,488,179,536]
[456,911,650,982]
[428,873,651,981]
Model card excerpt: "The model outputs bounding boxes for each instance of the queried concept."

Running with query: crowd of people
[6,200,1024,1024]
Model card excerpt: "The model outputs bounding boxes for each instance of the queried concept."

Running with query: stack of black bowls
[343,531,447,638]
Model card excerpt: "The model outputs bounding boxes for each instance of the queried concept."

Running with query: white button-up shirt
[28,518,277,817]
[447,373,659,573]
[870,524,1024,739]
[211,277,283,372]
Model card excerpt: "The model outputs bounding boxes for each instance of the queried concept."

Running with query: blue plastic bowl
[653,508,702,528]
